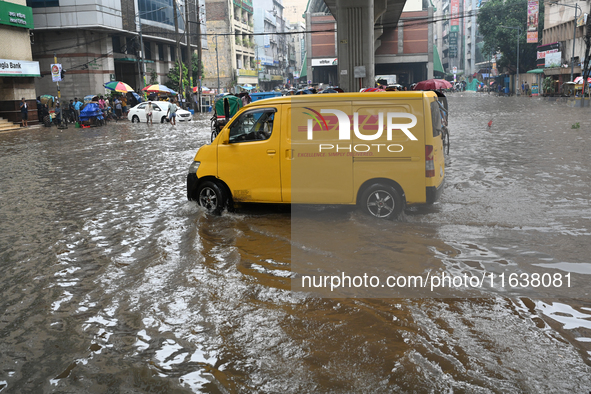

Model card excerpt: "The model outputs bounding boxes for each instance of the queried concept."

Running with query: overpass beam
[336,0,376,91]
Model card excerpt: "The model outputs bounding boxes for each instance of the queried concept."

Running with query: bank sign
[0,59,40,77]
[0,2,34,29]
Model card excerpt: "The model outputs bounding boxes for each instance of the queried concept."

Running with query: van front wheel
[197,181,226,215]
[360,184,403,220]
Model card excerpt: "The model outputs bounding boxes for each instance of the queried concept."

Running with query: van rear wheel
[360,183,403,220]
[197,181,227,215]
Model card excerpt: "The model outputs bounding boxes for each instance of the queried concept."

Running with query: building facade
[542,0,591,86]
[375,0,435,86]
[203,0,256,92]
[0,0,40,124]
[253,0,290,90]
[304,0,337,87]
[29,0,207,100]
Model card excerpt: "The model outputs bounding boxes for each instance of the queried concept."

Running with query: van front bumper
[187,173,198,200]
[426,178,445,204]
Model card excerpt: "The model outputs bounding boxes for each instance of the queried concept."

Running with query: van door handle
[267,149,276,155]
[286,149,293,159]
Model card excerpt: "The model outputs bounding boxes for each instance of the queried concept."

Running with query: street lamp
[550,2,582,82]
[500,25,521,94]
[136,7,166,91]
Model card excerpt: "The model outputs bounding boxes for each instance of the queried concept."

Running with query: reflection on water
[0,95,590,393]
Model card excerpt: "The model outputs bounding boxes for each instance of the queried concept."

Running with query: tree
[148,69,158,85]
[191,52,205,86]
[478,0,544,72]
[166,61,189,92]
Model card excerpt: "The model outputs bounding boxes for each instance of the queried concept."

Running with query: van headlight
[188,161,200,174]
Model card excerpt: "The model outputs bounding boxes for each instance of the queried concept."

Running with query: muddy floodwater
[1,94,591,393]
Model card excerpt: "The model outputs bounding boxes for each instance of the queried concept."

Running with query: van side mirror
[220,130,229,144]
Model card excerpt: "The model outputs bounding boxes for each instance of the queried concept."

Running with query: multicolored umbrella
[142,84,177,95]
[104,81,134,92]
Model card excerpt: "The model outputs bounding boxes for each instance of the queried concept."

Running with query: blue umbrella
[132,92,143,102]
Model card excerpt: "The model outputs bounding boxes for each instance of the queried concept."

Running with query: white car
[127,102,193,123]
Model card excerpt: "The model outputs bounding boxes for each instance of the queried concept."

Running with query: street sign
[453,66,457,74]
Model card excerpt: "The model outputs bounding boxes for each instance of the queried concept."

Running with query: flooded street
[1,95,591,393]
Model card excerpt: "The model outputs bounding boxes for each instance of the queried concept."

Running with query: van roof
[249,91,436,106]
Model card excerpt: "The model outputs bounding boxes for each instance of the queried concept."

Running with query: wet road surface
[1,95,591,393]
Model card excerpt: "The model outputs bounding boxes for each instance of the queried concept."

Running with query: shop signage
[0,2,34,29]
[0,58,40,77]
[527,0,539,43]
[450,0,459,32]
[259,55,274,66]
[311,58,338,67]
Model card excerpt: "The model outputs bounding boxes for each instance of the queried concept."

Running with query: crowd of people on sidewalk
[34,92,145,127]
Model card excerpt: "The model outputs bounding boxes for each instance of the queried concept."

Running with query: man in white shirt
[145,101,153,125]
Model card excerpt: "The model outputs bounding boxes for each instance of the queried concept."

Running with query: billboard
[545,51,562,68]
[527,0,539,43]
[450,0,460,32]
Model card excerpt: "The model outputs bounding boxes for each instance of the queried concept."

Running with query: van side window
[229,108,276,143]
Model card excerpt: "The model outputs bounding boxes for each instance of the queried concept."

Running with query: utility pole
[196,0,202,112]
[173,0,182,100]
[185,0,193,110]
[215,33,220,94]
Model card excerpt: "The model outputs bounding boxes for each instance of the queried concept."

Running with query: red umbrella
[413,79,453,90]
[573,76,591,84]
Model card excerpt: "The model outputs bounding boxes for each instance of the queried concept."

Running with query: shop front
[0,1,40,125]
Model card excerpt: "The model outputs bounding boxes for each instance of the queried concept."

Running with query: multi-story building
[29,0,207,100]
[253,0,289,90]
[288,20,305,85]
[204,0,256,92]
[303,0,337,87]
[542,0,591,86]
[374,0,436,86]
[282,0,305,85]
[0,0,40,124]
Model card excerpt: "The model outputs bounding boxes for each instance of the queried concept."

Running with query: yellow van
[187,91,446,219]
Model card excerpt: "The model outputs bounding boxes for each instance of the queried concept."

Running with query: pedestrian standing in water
[20,97,28,127]
[114,97,122,119]
[145,101,153,126]
[166,98,177,126]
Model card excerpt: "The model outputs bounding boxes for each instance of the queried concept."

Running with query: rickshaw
[79,102,105,127]
[210,94,243,142]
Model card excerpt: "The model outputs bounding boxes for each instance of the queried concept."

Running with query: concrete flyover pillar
[336,0,375,91]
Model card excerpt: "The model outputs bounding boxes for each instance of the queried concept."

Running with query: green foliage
[543,76,555,94]
[478,0,544,72]
[571,122,580,129]
[191,52,205,84]
[149,69,158,85]
[166,61,189,92]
